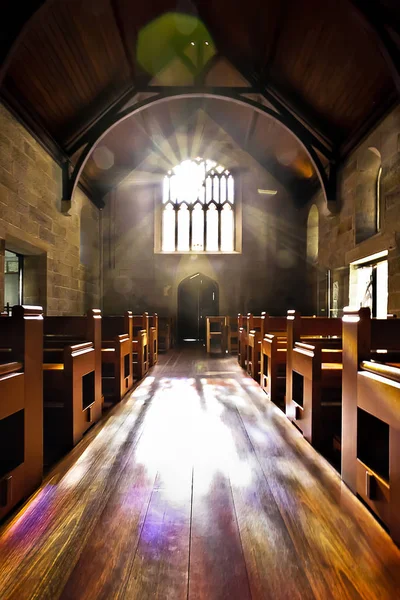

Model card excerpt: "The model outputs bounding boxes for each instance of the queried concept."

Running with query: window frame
[154,159,242,255]
[4,249,23,309]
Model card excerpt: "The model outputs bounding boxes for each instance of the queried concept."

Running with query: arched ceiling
[82,98,323,199]
[1,0,399,206]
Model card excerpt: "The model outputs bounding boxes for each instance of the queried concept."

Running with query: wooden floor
[1,346,400,599]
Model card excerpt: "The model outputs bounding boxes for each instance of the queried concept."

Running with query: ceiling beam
[191,0,336,155]
[244,111,258,151]
[62,90,337,212]
[260,82,338,152]
[138,85,259,94]
[348,0,400,97]
[238,63,336,155]
[66,86,138,156]
[136,84,335,161]
[205,104,318,203]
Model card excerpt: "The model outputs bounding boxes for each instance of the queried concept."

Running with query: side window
[306,205,319,264]
[355,147,381,244]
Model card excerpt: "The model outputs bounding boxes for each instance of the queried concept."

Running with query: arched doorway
[177,274,219,343]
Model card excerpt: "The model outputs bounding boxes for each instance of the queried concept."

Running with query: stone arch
[355,147,382,244]
[64,92,333,212]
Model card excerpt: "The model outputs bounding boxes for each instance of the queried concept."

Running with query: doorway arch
[177,273,219,343]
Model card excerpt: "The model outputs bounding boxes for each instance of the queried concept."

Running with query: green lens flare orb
[137,13,216,80]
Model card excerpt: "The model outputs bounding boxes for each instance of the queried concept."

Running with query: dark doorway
[178,273,219,343]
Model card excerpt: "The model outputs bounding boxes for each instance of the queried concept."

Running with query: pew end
[0,306,43,521]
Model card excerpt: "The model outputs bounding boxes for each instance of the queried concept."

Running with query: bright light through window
[162,204,175,251]
[162,158,235,252]
[177,204,190,251]
[206,204,219,251]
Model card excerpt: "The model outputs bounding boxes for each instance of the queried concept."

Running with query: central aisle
[0,347,400,599]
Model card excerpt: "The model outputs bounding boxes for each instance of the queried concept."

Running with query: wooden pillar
[341,307,371,492]
[285,310,301,421]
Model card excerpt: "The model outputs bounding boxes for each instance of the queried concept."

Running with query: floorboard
[0,346,399,599]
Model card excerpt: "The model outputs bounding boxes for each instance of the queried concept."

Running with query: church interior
[1,1,400,598]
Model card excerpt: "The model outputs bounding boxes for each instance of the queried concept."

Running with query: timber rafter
[61,89,338,214]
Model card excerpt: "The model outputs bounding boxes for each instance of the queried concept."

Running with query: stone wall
[0,103,100,314]
[102,156,306,319]
[304,104,400,316]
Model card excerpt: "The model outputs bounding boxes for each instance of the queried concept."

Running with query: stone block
[389,275,400,293]
[46,298,59,314]
[386,201,400,227]
[19,214,39,237]
[0,166,18,194]
[18,182,39,207]
[52,222,67,238]
[0,145,12,174]
[0,204,20,228]
[58,263,73,277]
[12,146,31,171]
[0,183,9,204]
[39,226,56,245]
[23,141,36,161]
[388,292,400,312]
[385,192,400,210]
[70,278,80,291]
[388,256,400,277]
[380,130,398,162]
[29,205,53,230]
[58,298,75,314]
[382,154,400,195]
[52,286,63,299]
[338,216,353,236]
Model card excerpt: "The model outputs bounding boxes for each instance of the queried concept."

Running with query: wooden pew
[247,313,266,380]
[206,316,228,354]
[285,311,342,457]
[101,312,133,404]
[226,317,238,354]
[237,314,248,369]
[43,310,102,464]
[238,313,261,370]
[132,313,149,380]
[342,307,400,544]
[0,305,43,520]
[148,313,158,366]
[259,316,288,409]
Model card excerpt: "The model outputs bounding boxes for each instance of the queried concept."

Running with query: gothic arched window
[306,204,319,264]
[162,158,235,252]
[355,147,382,244]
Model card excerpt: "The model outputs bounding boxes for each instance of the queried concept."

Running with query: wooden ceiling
[1,0,399,205]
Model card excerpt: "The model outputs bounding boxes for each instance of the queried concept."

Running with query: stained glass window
[161,158,235,252]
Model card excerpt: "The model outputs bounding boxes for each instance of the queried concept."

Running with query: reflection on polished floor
[0,346,400,599]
